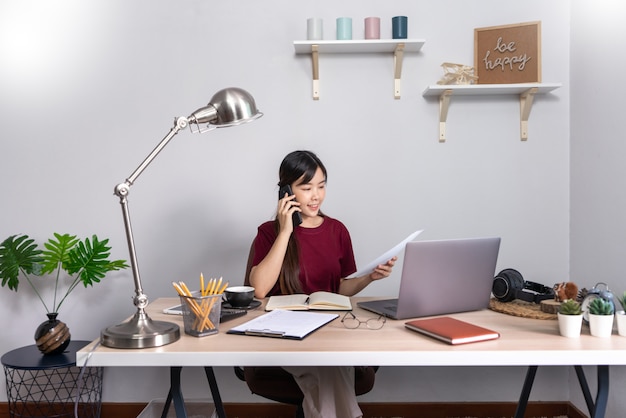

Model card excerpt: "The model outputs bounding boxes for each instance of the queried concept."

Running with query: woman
[249,150,396,418]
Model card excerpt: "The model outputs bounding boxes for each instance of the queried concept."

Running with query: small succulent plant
[588,297,614,316]
[559,299,582,315]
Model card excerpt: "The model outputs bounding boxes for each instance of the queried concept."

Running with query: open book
[265,291,352,311]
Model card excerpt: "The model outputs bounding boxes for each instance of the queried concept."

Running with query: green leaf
[559,299,582,315]
[589,297,614,315]
[65,235,129,287]
[0,235,43,291]
[40,233,80,276]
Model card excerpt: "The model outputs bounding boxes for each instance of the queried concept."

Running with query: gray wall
[570,1,626,417]
[1,0,616,413]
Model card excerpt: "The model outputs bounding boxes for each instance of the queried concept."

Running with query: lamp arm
[126,116,189,186]
[113,116,189,309]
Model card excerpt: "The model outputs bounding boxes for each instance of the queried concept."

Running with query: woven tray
[489,298,557,320]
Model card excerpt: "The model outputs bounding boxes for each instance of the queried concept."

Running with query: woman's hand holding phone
[278,185,303,228]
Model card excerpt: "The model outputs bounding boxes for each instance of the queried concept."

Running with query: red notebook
[405,317,500,345]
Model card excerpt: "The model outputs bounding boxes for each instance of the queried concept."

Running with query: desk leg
[514,365,538,418]
[166,367,188,418]
[516,365,609,418]
[161,391,174,418]
[574,365,594,414]
[575,365,609,418]
[593,365,609,418]
[204,367,227,418]
[161,367,226,418]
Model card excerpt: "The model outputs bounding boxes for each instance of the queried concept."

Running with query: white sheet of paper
[228,309,338,339]
[347,229,424,278]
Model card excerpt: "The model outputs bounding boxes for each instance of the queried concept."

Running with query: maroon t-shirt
[252,216,357,296]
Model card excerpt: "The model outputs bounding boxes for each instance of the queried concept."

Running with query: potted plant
[615,291,626,337]
[557,299,583,338]
[0,233,128,354]
[587,297,615,337]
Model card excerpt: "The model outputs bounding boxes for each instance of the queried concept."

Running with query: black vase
[34,313,71,355]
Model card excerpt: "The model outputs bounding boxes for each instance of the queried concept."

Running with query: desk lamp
[101,87,262,349]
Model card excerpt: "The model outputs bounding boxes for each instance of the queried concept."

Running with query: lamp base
[101,309,180,349]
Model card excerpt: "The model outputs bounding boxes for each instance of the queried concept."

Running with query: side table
[2,340,103,418]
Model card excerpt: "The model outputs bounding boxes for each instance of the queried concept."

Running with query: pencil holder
[179,292,222,337]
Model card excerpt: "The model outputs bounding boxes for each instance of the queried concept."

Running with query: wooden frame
[474,21,541,84]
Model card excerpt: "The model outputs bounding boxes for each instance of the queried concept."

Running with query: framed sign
[474,21,541,84]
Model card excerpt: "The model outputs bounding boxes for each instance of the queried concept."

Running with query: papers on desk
[227,310,338,340]
[347,229,424,278]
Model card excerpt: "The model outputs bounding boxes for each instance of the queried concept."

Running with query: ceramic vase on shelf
[557,312,583,338]
[616,311,626,337]
[588,313,614,338]
[34,313,71,355]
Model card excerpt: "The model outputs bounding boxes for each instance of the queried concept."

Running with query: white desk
[78,298,626,418]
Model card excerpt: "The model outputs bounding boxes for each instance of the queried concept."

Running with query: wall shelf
[422,83,562,142]
[294,39,425,100]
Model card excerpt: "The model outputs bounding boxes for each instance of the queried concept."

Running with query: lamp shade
[189,87,262,128]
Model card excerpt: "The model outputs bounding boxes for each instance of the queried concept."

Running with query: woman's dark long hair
[276,150,327,294]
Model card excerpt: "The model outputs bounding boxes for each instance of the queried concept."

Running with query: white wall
[0,0,586,409]
[570,1,626,417]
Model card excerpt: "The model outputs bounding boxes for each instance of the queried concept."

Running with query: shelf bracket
[519,87,538,141]
[438,89,453,142]
[311,44,320,100]
[393,43,405,99]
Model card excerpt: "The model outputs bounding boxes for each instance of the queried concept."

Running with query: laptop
[357,237,501,320]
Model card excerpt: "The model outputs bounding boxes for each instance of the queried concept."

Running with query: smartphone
[278,184,303,227]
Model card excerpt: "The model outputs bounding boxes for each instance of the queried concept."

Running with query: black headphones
[492,268,555,303]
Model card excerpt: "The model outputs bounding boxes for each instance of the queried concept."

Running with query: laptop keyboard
[384,301,398,310]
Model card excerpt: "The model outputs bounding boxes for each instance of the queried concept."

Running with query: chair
[233,242,378,418]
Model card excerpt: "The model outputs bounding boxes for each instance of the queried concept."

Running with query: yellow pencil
[172,282,185,296]
[205,280,228,323]
[179,281,192,296]
[218,281,229,294]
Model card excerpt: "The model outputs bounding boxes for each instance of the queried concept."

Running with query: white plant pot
[588,313,614,337]
[616,311,626,337]
[557,312,583,338]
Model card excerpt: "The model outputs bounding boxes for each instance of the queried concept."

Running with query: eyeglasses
[341,311,386,330]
